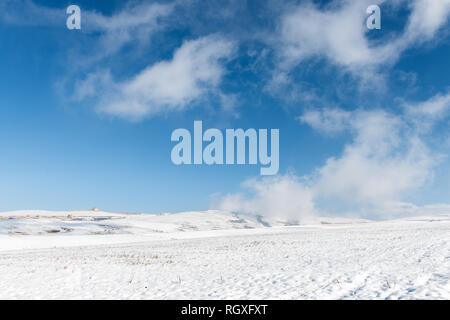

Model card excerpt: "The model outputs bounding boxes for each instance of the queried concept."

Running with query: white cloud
[0,1,174,62]
[77,36,235,120]
[83,2,174,61]
[307,93,450,216]
[307,109,436,209]
[73,70,114,101]
[276,0,450,77]
[85,2,173,32]
[298,108,351,134]
[279,1,383,68]
[216,92,450,220]
[404,90,450,120]
[404,0,450,42]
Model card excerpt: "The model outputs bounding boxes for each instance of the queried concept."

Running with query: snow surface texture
[0,210,449,299]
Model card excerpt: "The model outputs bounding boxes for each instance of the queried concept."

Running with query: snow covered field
[0,210,449,299]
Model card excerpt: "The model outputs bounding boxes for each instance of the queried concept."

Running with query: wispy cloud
[0,0,174,63]
[1,1,239,120]
[297,108,351,134]
[82,2,174,62]
[75,35,235,120]
[275,0,450,83]
[404,90,450,120]
[0,0,62,26]
[312,109,436,208]
[405,0,450,42]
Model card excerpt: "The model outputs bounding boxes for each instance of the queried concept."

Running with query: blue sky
[0,0,449,219]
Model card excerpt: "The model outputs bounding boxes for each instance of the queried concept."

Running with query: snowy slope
[0,210,449,299]
[0,210,264,236]
[0,210,267,251]
[0,210,369,251]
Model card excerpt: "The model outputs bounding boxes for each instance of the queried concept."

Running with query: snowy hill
[0,210,449,299]
[0,210,264,236]
[0,209,372,251]
[0,209,372,235]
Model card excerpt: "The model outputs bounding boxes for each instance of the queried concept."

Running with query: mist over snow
[214,174,316,224]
